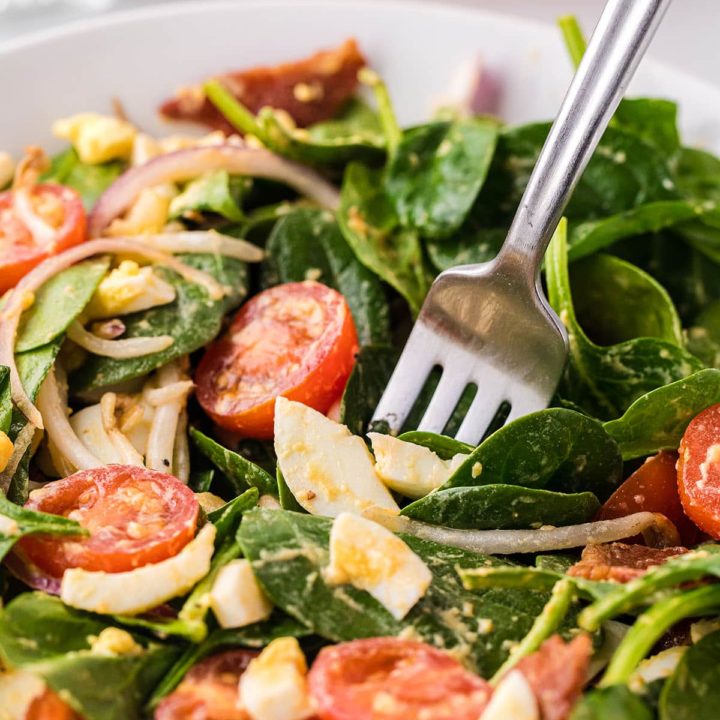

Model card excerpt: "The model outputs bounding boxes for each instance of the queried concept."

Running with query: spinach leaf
[571,686,654,720]
[169,170,247,222]
[339,345,397,436]
[569,253,683,346]
[0,593,177,720]
[256,101,385,167]
[238,508,568,677]
[687,299,720,367]
[264,208,391,345]
[675,146,720,201]
[401,484,600,530]
[0,495,86,562]
[16,257,110,352]
[397,430,473,460]
[190,428,276,496]
[277,466,304,512]
[659,630,720,720]
[43,147,124,210]
[603,369,720,460]
[546,220,702,420]
[385,118,499,239]
[613,97,681,157]
[71,254,248,392]
[441,408,622,501]
[0,366,11,434]
[338,162,430,315]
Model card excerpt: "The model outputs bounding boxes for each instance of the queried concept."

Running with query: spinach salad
[3,16,720,720]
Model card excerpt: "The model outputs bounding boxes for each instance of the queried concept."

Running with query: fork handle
[496,0,672,279]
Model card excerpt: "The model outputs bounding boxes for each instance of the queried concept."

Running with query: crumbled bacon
[159,39,366,133]
[515,635,592,720]
[567,542,688,583]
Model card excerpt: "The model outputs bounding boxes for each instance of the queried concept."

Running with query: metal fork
[372,0,672,445]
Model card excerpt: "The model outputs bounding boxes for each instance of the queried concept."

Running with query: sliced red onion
[89,145,340,237]
[4,547,62,596]
[365,510,676,555]
[0,238,223,429]
[128,231,264,263]
[143,380,194,406]
[13,189,56,248]
[173,409,190,484]
[468,61,503,116]
[145,360,184,473]
[67,320,174,359]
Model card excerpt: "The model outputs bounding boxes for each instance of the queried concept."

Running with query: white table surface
[1,0,719,89]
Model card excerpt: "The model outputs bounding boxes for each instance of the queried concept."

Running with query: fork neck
[495,0,671,284]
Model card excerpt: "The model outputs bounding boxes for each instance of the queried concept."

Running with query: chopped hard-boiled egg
[106,185,176,236]
[0,670,46,720]
[61,523,216,615]
[0,514,20,536]
[325,512,432,620]
[89,627,142,656]
[274,397,399,518]
[629,647,687,692]
[482,670,539,720]
[209,559,273,629]
[239,637,315,720]
[0,430,14,474]
[368,433,468,499]
[52,112,136,165]
[84,260,176,319]
[0,152,15,189]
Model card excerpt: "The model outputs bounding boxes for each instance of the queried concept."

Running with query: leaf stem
[358,68,401,156]
[558,15,587,70]
[203,79,265,139]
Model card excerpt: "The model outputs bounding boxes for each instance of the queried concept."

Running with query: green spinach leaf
[169,170,247,222]
[441,408,622,501]
[401,484,600,530]
[675,146,720,201]
[338,162,430,315]
[71,254,248,391]
[238,508,568,677]
[0,366,11,435]
[397,430,473,460]
[687,299,720,367]
[546,220,702,420]
[385,118,499,239]
[613,98,681,157]
[571,685,654,720]
[603,369,720,460]
[16,257,110,352]
[190,428,276,496]
[264,208,390,346]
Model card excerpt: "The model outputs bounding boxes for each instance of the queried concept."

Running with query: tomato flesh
[0,184,87,294]
[19,465,199,577]
[598,451,699,545]
[196,281,358,439]
[308,638,492,720]
[26,688,81,720]
[679,403,720,539]
[154,650,258,720]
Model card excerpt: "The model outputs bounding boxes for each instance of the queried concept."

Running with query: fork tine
[503,387,549,426]
[417,370,469,434]
[454,387,507,446]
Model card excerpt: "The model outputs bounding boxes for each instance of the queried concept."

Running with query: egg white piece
[482,670,539,720]
[368,432,468,499]
[61,523,216,615]
[209,559,273,629]
[274,397,399,517]
[0,670,46,720]
[325,512,432,620]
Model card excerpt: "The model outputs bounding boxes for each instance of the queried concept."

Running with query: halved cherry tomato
[154,650,258,720]
[196,281,358,439]
[0,184,87,294]
[597,451,700,545]
[18,465,199,578]
[26,688,81,720]
[679,403,720,538]
[308,638,492,720]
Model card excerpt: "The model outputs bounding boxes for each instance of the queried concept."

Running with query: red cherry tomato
[597,451,699,545]
[679,403,720,539]
[18,465,199,578]
[26,688,81,720]
[196,281,358,439]
[155,650,258,720]
[0,184,87,294]
[308,638,492,720]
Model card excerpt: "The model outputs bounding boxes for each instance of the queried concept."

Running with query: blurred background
[1,0,719,86]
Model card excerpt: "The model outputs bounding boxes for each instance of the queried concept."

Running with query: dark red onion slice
[4,547,62,595]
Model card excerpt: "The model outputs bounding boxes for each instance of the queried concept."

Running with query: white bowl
[2,0,720,155]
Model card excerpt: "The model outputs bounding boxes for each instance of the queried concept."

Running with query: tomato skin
[308,638,491,720]
[0,184,87,294]
[19,465,199,577]
[196,282,358,439]
[26,688,81,720]
[679,403,720,539]
[597,451,699,545]
[154,650,258,720]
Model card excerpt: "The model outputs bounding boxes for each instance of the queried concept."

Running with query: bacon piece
[154,650,258,720]
[159,39,366,133]
[516,635,591,720]
[567,542,688,583]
